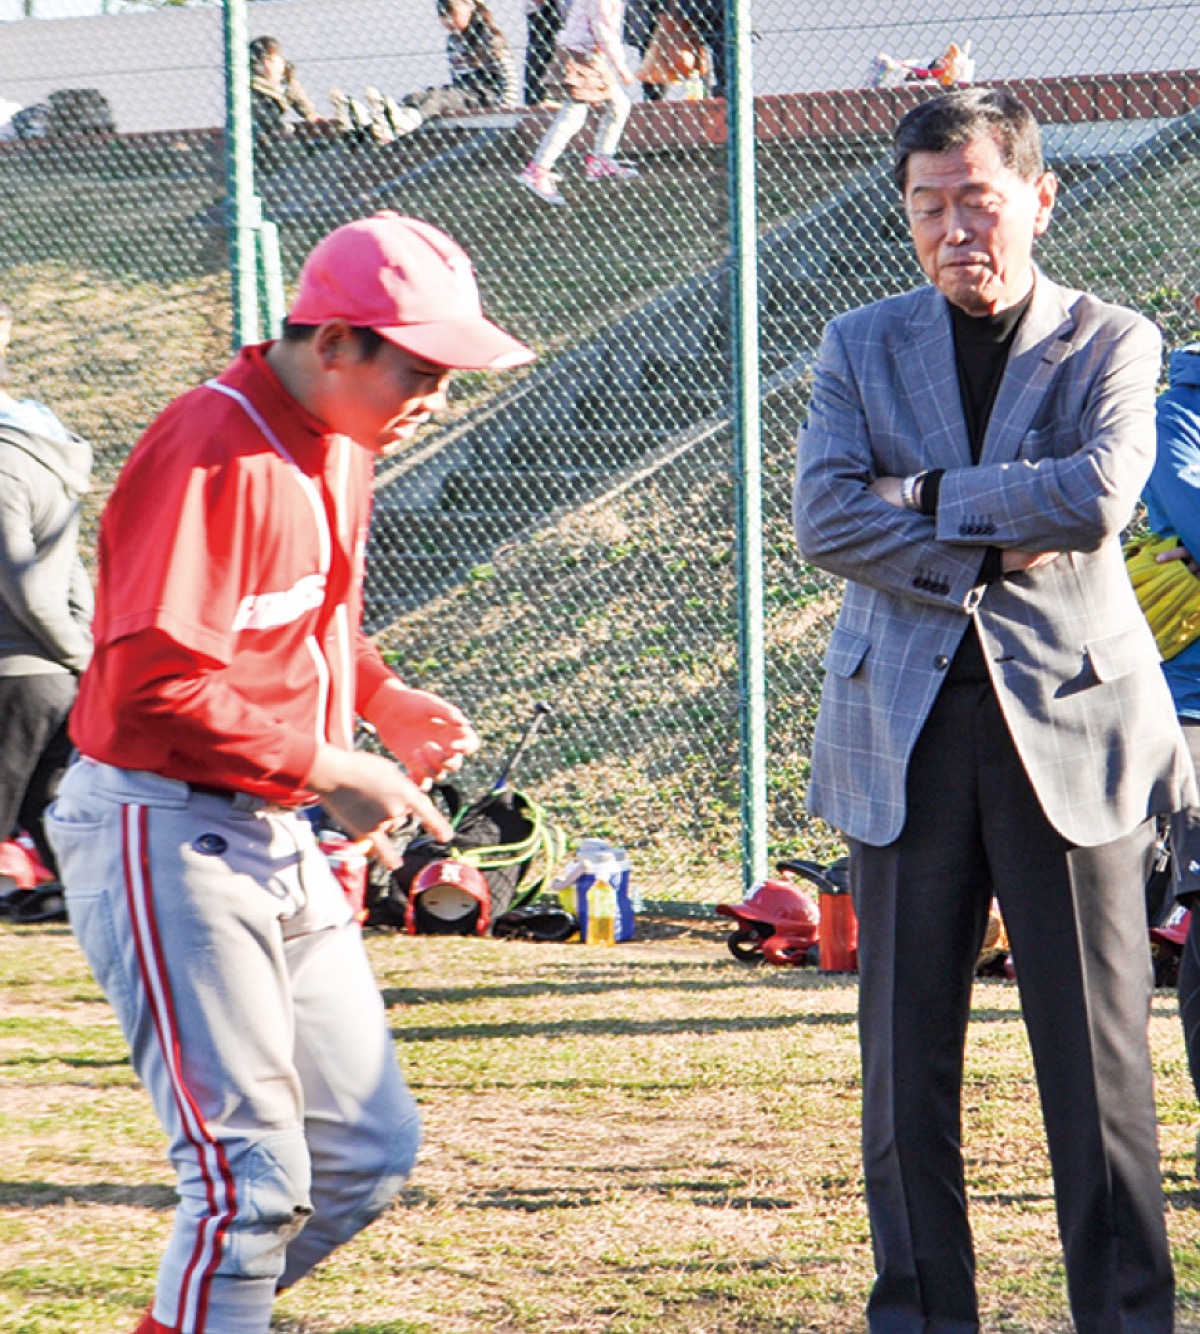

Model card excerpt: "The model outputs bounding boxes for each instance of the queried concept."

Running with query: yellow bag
[1124,531,1200,659]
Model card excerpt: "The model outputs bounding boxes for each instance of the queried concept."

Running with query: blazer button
[934,654,950,670]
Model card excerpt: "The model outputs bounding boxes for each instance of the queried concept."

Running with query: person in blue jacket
[1141,321,1200,1179]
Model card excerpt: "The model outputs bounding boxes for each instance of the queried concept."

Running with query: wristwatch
[900,471,926,511]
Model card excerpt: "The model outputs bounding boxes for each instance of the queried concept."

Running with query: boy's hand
[305,745,453,866]
[363,680,480,787]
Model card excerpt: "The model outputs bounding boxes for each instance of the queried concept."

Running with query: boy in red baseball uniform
[47,213,533,1334]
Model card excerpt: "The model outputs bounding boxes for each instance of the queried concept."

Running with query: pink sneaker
[584,153,639,182]
[516,161,566,207]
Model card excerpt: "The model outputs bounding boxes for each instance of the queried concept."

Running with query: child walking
[516,0,638,206]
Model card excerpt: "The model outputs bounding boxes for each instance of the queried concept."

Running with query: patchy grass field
[1,919,1197,1334]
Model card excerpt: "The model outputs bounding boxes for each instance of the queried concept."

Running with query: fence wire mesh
[2,0,1199,899]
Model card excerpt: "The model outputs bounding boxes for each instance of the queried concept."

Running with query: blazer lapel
[980,272,1075,464]
[903,291,973,468]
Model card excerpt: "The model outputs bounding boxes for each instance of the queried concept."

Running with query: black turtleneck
[932,287,1034,680]
[950,288,1033,460]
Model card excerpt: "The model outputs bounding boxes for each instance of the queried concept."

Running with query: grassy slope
[372,140,1200,900]
[1,127,1197,897]
[374,379,848,903]
[0,126,866,900]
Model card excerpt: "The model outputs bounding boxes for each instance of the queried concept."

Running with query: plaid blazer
[794,273,1197,848]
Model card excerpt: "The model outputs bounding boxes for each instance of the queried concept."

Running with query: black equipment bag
[365,784,564,933]
[46,88,117,136]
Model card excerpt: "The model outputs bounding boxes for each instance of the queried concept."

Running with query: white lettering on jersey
[232,573,327,632]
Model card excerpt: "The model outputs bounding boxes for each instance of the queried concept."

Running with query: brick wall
[593,69,1200,155]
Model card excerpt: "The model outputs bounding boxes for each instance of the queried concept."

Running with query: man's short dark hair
[893,87,1045,194]
[279,319,387,359]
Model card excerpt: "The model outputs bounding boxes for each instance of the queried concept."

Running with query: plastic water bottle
[586,876,617,946]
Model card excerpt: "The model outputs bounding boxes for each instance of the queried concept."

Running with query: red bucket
[319,832,369,923]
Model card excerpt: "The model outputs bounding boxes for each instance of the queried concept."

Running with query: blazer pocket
[1085,625,1160,682]
[823,626,871,678]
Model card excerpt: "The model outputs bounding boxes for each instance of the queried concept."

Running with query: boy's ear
[313,319,356,366]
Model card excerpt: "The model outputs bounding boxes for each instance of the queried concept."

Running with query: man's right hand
[304,744,453,867]
[1002,548,1062,574]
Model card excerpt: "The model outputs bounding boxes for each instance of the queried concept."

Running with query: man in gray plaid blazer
[794,87,1196,1334]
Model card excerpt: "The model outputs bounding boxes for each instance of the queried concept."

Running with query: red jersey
[71,344,394,803]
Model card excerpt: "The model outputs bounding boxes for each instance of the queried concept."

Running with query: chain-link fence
[2,0,1199,899]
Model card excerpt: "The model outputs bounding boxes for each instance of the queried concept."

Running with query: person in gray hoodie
[0,304,92,891]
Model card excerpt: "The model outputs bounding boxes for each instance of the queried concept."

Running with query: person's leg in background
[677,0,725,96]
[1171,717,1200,1176]
[529,97,589,164]
[524,0,563,105]
[17,679,76,877]
[584,79,636,179]
[0,672,75,875]
[1180,910,1200,1176]
[1168,720,1200,1179]
[518,99,588,204]
[625,0,666,101]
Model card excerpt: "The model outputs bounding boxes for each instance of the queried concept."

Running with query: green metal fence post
[258,218,285,339]
[725,0,769,894]
[223,0,260,349]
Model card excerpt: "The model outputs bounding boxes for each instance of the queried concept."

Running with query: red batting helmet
[716,878,821,965]
[1150,905,1193,949]
[716,878,821,936]
[406,858,492,936]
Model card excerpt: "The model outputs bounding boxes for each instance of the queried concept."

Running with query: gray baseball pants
[47,759,421,1334]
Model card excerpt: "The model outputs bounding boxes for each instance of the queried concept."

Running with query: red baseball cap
[288,212,534,371]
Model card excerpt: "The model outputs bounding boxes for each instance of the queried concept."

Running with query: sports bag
[365,784,565,933]
[45,88,117,136]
